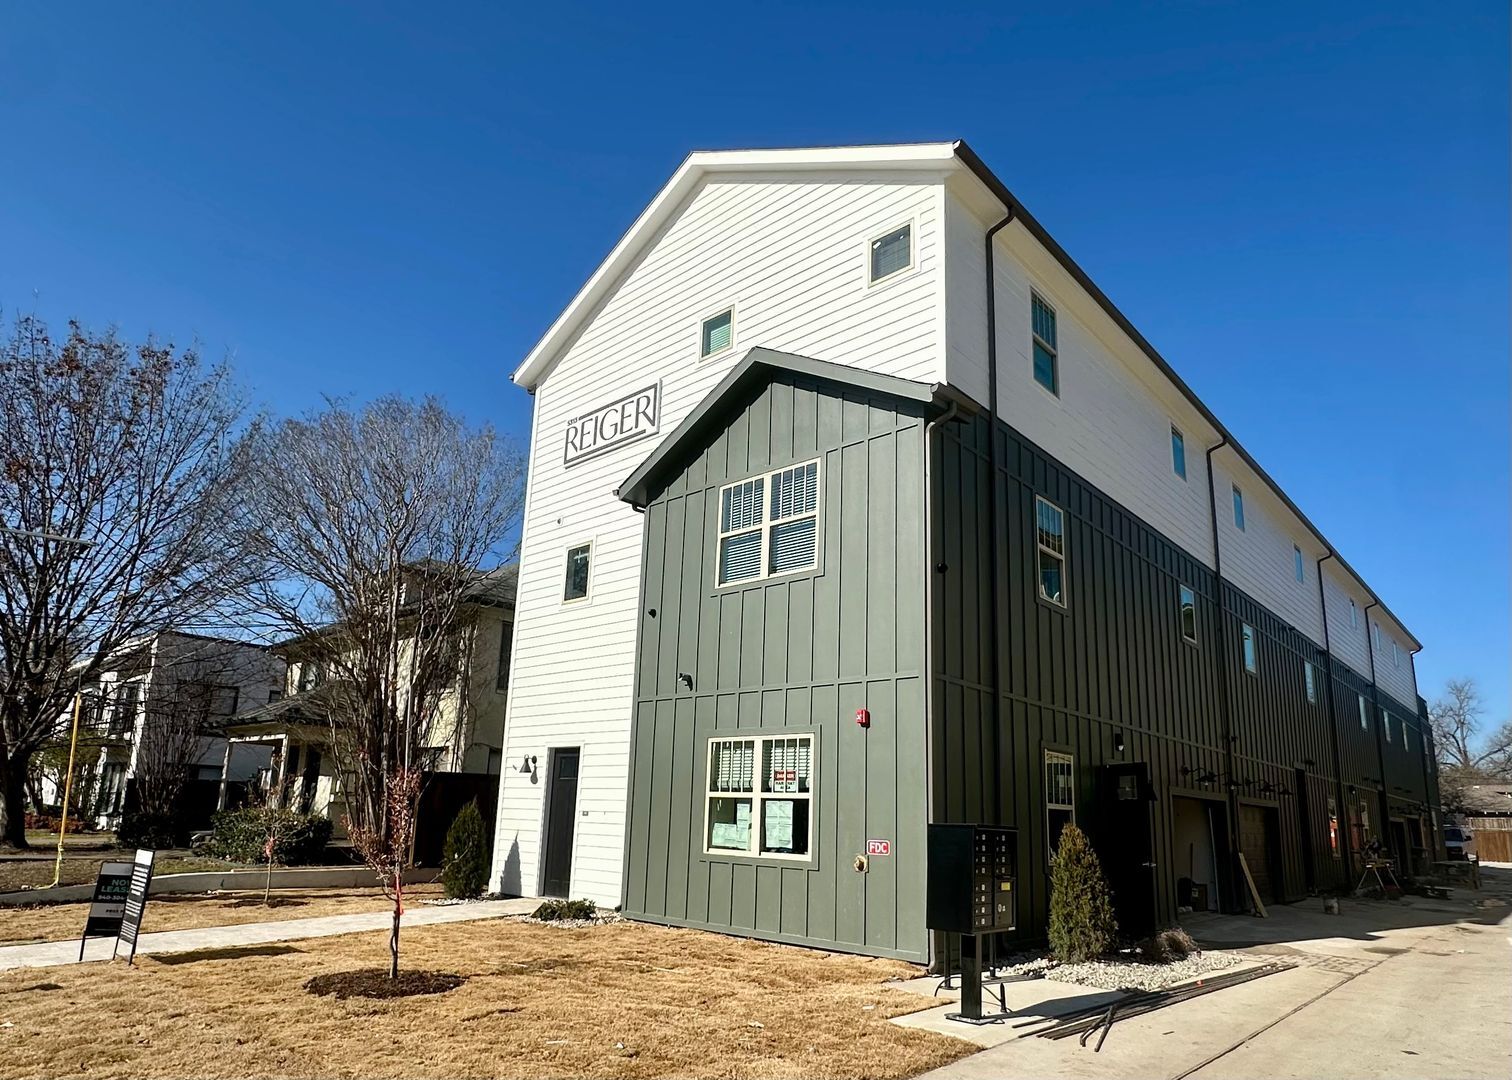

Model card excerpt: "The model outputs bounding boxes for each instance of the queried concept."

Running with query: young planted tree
[236,396,524,976]
[1047,823,1118,963]
[0,315,258,849]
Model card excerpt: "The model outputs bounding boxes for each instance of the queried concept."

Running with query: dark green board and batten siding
[620,370,934,962]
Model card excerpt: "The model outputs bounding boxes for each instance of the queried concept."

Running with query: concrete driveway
[915,865,1512,1080]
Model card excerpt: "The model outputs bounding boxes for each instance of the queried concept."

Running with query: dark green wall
[621,371,933,962]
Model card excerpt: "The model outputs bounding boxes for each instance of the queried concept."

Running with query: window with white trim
[1349,599,1358,628]
[701,308,734,358]
[1293,545,1305,583]
[1383,708,1392,743]
[704,734,813,860]
[1392,640,1400,668]
[563,543,591,602]
[1035,496,1067,607]
[1045,750,1075,857]
[1031,293,1059,395]
[716,461,820,586]
[1304,661,1317,704]
[1232,485,1246,531]
[1372,622,1381,650]
[1179,584,1198,645]
[1402,715,1410,750]
[1241,623,1258,674]
[1170,425,1187,479]
[1358,693,1369,730]
[868,224,912,283]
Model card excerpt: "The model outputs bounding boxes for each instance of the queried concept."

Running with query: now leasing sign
[564,383,660,466]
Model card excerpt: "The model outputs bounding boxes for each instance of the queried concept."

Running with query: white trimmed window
[1241,623,1258,674]
[1031,293,1059,395]
[1170,426,1187,479]
[868,223,912,283]
[1293,545,1305,583]
[1402,716,1411,750]
[1035,496,1067,607]
[1232,485,1246,531]
[704,734,813,860]
[1372,622,1381,650]
[716,461,820,586]
[1358,693,1369,730]
[1392,640,1400,668]
[1179,584,1198,645]
[1045,750,1075,857]
[1304,661,1317,704]
[1384,708,1392,743]
[701,308,734,358]
[1350,599,1358,628]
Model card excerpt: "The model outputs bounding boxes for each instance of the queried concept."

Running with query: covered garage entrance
[1171,794,1227,913]
[1238,803,1281,905]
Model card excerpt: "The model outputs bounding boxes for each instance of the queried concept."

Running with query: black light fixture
[519,754,538,780]
[1114,731,1126,755]
[678,672,694,690]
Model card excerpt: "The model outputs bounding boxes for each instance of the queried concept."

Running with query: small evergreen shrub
[117,810,187,850]
[203,807,333,865]
[441,801,489,899]
[1047,822,1118,962]
[531,898,597,921]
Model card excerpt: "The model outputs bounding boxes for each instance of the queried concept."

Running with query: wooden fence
[1464,817,1512,863]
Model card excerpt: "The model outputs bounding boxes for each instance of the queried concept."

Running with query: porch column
[216,739,234,811]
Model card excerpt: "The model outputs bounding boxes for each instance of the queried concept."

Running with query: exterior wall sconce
[678,672,694,690]
[1113,731,1125,755]
[519,754,538,780]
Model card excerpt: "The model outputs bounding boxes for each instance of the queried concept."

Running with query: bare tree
[1429,678,1511,773]
[236,396,524,975]
[0,315,259,848]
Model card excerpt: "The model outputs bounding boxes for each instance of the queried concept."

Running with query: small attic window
[701,309,734,358]
[869,224,912,283]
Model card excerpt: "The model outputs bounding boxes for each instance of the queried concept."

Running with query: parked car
[1443,823,1475,860]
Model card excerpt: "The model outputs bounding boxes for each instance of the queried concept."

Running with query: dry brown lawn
[0,885,443,945]
[0,918,972,1080]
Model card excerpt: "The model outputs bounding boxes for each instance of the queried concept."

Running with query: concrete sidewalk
[0,897,538,971]
[913,869,1512,1080]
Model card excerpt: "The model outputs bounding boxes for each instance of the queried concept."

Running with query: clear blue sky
[2,3,1507,729]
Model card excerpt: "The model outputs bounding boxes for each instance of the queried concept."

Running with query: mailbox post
[926,824,1018,1023]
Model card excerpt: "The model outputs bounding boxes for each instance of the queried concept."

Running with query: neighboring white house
[41,631,285,831]
[489,142,1422,908]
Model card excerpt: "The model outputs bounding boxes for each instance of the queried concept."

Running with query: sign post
[78,860,134,961]
[77,849,155,963]
[113,849,156,964]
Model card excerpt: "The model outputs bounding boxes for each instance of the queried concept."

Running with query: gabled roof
[518,140,1420,651]
[616,348,974,508]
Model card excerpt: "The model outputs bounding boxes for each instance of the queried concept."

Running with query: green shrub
[441,801,489,899]
[202,807,333,865]
[1047,822,1118,962]
[117,810,188,850]
[531,898,597,921]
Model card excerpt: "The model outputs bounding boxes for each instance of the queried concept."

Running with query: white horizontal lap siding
[1211,459,1324,646]
[1321,563,1371,679]
[944,191,1214,565]
[492,174,947,906]
[1372,616,1417,708]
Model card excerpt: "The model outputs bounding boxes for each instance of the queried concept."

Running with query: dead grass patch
[0,885,442,945]
[0,918,971,1079]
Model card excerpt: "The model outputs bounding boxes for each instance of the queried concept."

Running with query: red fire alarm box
[855,708,870,728]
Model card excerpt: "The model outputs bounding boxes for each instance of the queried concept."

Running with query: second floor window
[1358,693,1369,730]
[496,619,514,691]
[1179,584,1198,644]
[1035,496,1066,607]
[1241,623,1258,674]
[1304,661,1317,704]
[716,461,820,587]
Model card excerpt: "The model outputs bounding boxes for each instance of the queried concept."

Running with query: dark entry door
[541,748,580,898]
[1239,804,1278,904]
[1098,762,1156,938]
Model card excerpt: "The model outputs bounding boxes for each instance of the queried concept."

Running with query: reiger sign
[563,383,661,466]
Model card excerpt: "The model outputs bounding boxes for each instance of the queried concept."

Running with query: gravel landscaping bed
[991,948,1245,992]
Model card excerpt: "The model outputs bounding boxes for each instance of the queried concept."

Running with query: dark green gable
[618,352,963,962]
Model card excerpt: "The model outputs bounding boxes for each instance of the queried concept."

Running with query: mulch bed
[304,968,465,999]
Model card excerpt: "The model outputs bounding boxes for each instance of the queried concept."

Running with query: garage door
[1239,804,1277,904]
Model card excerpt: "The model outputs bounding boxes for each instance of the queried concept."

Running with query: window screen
[870,225,911,282]
[1031,293,1059,394]
[701,309,733,357]
[1035,496,1066,606]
